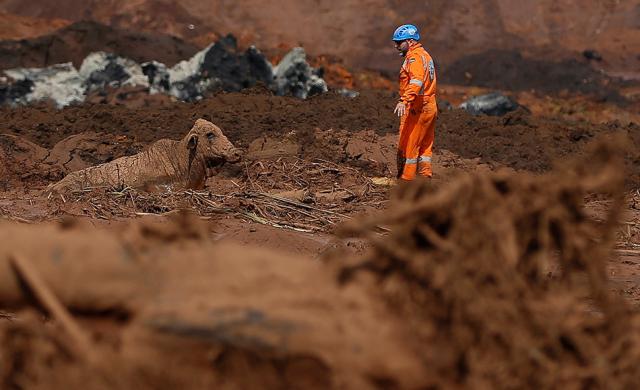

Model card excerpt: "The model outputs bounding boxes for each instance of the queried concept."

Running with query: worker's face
[394,40,410,56]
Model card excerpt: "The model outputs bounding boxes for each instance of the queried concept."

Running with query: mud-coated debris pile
[0,34,327,107]
[0,213,424,389]
[337,137,640,388]
[459,92,519,116]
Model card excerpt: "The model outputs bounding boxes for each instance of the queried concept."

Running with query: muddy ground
[2,89,639,186]
[0,83,640,389]
[0,85,639,258]
[1,98,640,388]
[0,13,640,385]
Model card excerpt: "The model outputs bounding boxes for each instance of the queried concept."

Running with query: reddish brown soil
[0,89,399,149]
[0,11,69,40]
[438,107,640,176]
[0,109,639,390]
[335,139,640,388]
[1,137,640,389]
[2,0,639,76]
[1,20,636,100]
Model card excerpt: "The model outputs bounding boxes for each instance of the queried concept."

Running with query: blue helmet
[392,24,420,41]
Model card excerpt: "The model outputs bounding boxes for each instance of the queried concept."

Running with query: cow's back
[48,139,184,192]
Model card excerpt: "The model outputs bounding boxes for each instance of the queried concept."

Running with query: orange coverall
[397,42,437,180]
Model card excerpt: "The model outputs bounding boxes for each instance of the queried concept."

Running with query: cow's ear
[187,134,198,150]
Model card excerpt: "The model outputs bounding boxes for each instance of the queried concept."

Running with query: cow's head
[185,119,241,175]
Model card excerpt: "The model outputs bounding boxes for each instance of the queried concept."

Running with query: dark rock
[167,34,274,101]
[437,99,452,112]
[273,47,328,99]
[199,35,273,92]
[245,46,274,88]
[0,77,33,105]
[141,61,171,92]
[582,50,603,61]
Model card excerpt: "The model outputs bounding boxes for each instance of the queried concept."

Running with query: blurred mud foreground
[1,137,639,389]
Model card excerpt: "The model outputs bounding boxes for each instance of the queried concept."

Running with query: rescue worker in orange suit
[392,24,437,180]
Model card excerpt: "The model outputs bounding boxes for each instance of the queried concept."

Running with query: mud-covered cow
[48,119,241,193]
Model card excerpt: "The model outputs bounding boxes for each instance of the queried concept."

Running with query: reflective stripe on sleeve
[405,158,418,164]
[418,156,432,163]
[409,79,423,87]
[418,54,428,95]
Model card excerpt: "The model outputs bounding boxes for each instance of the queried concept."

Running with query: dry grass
[48,158,390,232]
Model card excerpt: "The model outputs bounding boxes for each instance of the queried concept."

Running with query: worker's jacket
[398,43,437,107]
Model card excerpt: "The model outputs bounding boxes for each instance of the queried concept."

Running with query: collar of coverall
[407,41,423,53]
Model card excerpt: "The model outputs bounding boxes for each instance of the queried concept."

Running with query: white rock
[4,63,85,108]
[168,44,211,85]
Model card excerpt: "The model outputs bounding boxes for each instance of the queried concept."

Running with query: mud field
[1,5,640,389]
[1,86,640,388]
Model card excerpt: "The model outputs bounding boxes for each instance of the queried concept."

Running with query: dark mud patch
[442,49,632,104]
[0,20,200,71]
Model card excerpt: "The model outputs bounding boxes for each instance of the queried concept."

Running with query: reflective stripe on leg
[401,162,417,181]
[418,155,432,177]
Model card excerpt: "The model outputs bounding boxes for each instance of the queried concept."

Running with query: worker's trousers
[397,96,437,180]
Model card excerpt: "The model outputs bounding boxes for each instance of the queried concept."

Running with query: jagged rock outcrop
[0,35,328,107]
[273,47,328,99]
[165,35,274,101]
[79,52,149,92]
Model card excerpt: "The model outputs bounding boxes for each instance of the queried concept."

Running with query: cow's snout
[227,148,241,163]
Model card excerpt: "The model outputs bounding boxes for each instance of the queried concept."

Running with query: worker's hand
[394,102,406,117]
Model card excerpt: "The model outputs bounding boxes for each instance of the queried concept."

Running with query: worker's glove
[394,101,407,117]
